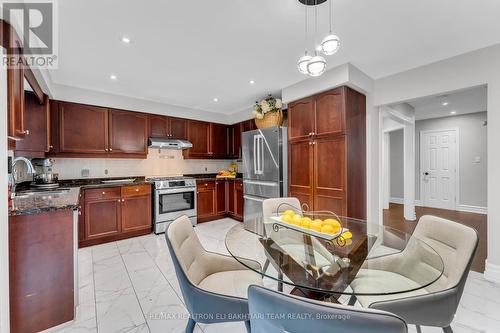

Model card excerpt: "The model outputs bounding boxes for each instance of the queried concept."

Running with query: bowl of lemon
[271,210,352,241]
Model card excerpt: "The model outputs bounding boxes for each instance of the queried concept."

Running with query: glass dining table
[225,216,444,302]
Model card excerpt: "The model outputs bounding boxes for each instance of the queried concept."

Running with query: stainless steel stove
[147,176,197,234]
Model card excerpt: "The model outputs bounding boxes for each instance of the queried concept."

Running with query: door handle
[423,172,429,176]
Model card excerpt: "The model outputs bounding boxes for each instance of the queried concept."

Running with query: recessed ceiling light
[110,74,117,80]
[442,102,449,106]
[213,98,219,102]
[121,36,131,44]
[249,80,255,85]
[450,111,457,115]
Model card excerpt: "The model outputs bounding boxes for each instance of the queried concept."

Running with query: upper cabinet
[57,102,108,154]
[149,115,187,140]
[109,109,148,154]
[184,121,229,159]
[288,97,314,141]
[49,101,148,158]
[229,123,243,159]
[14,92,50,157]
[4,21,26,141]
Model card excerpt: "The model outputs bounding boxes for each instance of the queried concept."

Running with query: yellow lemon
[321,225,337,235]
[291,215,302,226]
[341,231,353,239]
[313,219,323,225]
[281,214,293,224]
[323,219,341,233]
[300,217,312,229]
[282,210,296,217]
[310,220,322,232]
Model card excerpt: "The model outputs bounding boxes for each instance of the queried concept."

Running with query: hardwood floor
[383,203,487,272]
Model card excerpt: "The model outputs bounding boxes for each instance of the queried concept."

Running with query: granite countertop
[185,173,243,181]
[9,187,81,216]
[9,177,152,216]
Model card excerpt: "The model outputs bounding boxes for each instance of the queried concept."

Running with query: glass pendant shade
[307,55,326,77]
[297,54,312,74]
[320,34,340,55]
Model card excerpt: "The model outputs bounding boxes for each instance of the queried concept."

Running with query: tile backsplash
[52,148,234,180]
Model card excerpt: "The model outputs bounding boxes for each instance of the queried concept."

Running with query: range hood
[148,137,193,150]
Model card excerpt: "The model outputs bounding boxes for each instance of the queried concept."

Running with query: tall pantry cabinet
[287,86,366,219]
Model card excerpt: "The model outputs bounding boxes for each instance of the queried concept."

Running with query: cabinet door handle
[109,148,113,152]
[135,188,139,192]
[122,199,125,202]
[24,130,30,135]
[102,191,106,195]
[117,199,121,202]
[105,148,108,152]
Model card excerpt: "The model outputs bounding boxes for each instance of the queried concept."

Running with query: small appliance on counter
[32,158,59,189]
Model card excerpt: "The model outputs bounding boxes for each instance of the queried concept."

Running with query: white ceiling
[408,85,487,120]
[49,0,500,115]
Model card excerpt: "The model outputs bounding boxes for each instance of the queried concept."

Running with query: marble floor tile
[52,218,500,333]
[95,287,146,333]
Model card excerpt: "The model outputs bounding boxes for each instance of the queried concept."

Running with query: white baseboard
[484,260,500,285]
[389,197,404,204]
[389,198,487,214]
[456,204,488,215]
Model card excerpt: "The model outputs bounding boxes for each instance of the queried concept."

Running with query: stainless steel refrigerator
[242,126,287,232]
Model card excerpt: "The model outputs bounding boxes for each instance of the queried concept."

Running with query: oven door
[155,187,197,223]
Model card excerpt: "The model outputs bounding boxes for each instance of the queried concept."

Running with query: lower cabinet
[79,184,152,247]
[197,179,243,223]
[196,181,217,222]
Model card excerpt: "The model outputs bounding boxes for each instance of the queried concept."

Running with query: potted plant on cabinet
[252,95,283,129]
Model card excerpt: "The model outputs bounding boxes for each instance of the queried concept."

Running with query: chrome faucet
[11,157,35,198]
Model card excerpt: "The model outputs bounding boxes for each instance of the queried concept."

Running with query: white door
[421,129,458,210]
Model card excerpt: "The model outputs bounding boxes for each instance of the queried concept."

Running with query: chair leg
[347,295,357,306]
[263,259,270,273]
[443,326,454,333]
[278,271,283,292]
[245,320,251,333]
[185,318,196,333]
[416,325,422,333]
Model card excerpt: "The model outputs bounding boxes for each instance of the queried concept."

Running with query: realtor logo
[2,0,58,68]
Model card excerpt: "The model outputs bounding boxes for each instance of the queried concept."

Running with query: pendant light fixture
[306,0,326,76]
[320,0,340,55]
[297,2,312,74]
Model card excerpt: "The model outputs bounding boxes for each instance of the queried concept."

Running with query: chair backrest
[165,215,211,287]
[248,285,407,333]
[413,215,478,292]
[262,197,302,220]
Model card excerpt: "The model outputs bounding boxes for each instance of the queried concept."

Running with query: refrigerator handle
[259,135,265,174]
[244,195,266,202]
[253,135,258,174]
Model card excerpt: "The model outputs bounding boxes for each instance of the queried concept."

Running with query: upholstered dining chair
[165,215,263,333]
[248,285,408,333]
[351,215,478,333]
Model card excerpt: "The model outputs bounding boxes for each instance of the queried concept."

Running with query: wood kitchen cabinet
[211,123,229,158]
[3,20,26,143]
[185,120,211,158]
[288,86,366,219]
[55,102,109,154]
[233,180,244,221]
[14,92,50,158]
[198,179,243,223]
[49,101,148,158]
[196,180,217,222]
[149,115,187,139]
[109,109,148,154]
[184,121,229,159]
[80,184,152,247]
[9,210,75,333]
[229,123,243,159]
[216,180,227,214]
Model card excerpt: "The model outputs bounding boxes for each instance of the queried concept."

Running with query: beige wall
[52,149,234,180]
